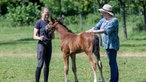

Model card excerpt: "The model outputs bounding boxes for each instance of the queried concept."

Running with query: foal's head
[45,17,62,32]
[46,17,74,33]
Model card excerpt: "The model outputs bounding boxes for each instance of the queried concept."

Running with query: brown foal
[46,17,105,82]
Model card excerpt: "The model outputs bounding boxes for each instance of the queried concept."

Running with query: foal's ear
[58,17,64,21]
[50,16,55,23]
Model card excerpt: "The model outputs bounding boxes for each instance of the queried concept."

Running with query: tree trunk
[121,5,128,39]
[118,0,128,40]
[143,4,146,28]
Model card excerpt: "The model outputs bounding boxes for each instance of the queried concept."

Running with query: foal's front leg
[70,54,78,82]
[63,53,69,82]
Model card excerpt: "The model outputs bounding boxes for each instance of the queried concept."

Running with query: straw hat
[98,4,114,16]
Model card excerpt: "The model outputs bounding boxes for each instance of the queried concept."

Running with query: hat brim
[98,9,114,16]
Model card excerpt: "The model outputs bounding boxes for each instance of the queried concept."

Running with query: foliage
[0,0,29,15]
[84,13,101,24]
[108,1,120,14]
[63,15,79,25]
[126,15,146,32]
[134,0,146,9]
[6,2,40,26]
[133,21,146,32]
[134,0,146,27]
[40,0,95,16]
[0,0,146,38]
[62,13,100,26]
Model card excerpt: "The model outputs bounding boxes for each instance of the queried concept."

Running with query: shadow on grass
[121,38,146,47]
[0,38,34,46]
[130,38,146,40]
[121,44,146,47]
[17,38,34,41]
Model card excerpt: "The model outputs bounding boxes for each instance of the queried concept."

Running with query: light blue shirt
[92,17,119,51]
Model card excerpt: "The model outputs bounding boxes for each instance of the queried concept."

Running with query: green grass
[0,26,36,55]
[0,24,146,54]
[0,55,146,82]
[0,19,146,82]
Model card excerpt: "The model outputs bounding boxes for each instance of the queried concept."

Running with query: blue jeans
[106,49,119,82]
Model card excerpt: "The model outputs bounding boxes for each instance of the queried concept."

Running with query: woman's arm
[92,29,105,34]
[86,29,105,34]
[33,28,44,41]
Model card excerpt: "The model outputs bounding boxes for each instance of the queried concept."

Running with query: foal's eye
[49,22,53,25]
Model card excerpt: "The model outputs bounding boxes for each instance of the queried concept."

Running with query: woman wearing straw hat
[87,4,119,82]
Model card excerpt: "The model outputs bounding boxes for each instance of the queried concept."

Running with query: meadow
[0,17,146,82]
[1,54,146,82]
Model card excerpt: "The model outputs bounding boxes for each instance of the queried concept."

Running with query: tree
[118,0,128,40]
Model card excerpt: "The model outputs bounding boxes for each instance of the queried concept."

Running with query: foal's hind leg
[85,52,97,82]
[70,54,78,82]
[94,51,105,82]
[93,36,105,82]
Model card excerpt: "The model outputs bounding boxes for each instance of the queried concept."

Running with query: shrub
[84,13,100,24]
[132,20,146,32]
[63,15,79,25]
[6,2,40,26]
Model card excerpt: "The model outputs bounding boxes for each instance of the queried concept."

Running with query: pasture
[0,26,146,82]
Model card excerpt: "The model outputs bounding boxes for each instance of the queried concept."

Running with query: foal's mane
[55,18,74,34]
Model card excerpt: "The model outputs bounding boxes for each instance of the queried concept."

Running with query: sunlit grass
[0,26,146,55]
[0,17,146,82]
[0,55,146,82]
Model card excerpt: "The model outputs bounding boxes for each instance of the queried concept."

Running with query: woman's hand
[86,29,94,32]
[39,36,44,41]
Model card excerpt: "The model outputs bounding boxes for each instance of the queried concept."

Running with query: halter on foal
[46,17,105,82]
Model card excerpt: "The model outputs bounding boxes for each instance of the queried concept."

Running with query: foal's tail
[93,35,102,68]
[93,35,100,60]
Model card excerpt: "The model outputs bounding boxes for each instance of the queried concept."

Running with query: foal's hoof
[75,80,78,82]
